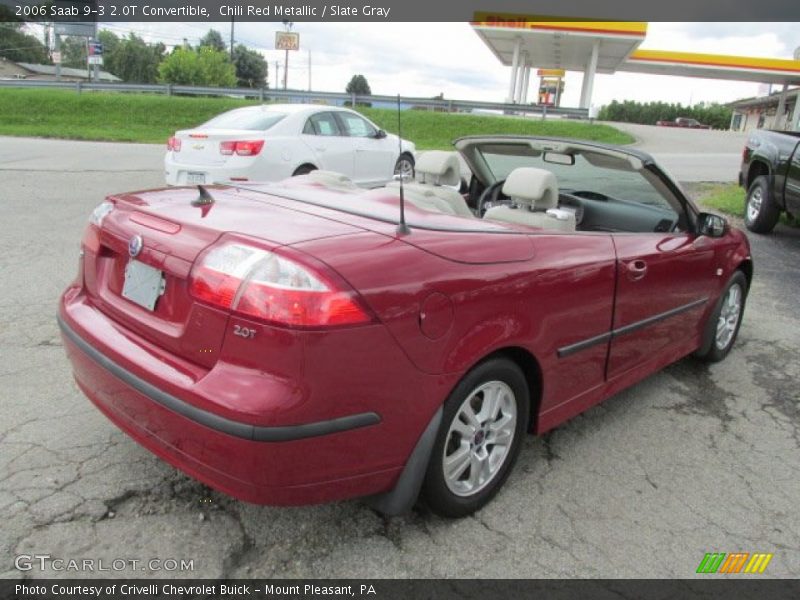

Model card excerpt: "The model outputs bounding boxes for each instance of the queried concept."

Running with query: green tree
[199,29,226,53]
[0,20,50,64]
[97,30,120,60]
[59,36,87,68]
[104,33,165,83]
[345,74,371,95]
[157,46,236,87]
[232,44,268,88]
[598,99,732,130]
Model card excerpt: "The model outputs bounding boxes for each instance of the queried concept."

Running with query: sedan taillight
[189,241,372,328]
[167,136,182,152]
[219,140,265,156]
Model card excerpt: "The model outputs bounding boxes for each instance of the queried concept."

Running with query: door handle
[314,146,326,152]
[625,259,648,281]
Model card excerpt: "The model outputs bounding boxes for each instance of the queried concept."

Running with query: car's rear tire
[744,175,780,234]
[695,271,748,363]
[421,357,529,518]
[292,164,317,177]
[394,154,415,180]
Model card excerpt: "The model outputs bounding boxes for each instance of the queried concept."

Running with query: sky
[86,22,800,107]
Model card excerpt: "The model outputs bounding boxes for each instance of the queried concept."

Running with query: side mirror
[374,129,387,139]
[698,212,728,238]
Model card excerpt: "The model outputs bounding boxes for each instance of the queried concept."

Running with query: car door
[784,142,800,215]
[335,111,395,186]
[300,112,355,177]
[607,175,719,380]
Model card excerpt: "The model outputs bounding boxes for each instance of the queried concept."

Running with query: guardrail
[0,79,590,119]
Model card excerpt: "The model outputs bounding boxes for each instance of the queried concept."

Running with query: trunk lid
[83,186,364,368]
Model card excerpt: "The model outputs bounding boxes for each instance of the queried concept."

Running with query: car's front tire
[421,357,529,518]
[744,175,780,234]
[695,270,748,363]
[394,154,415,180]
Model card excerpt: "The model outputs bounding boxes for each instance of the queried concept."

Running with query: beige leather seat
[484,167,576,232]
[387,151,473,218]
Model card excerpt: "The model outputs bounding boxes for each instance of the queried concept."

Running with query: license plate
[187,172,206,184]
[122,260,164,311]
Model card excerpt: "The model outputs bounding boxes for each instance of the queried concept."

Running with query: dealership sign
[87,41,103,65]
[275,31,300,51]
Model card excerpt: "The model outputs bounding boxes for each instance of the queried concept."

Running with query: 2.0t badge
[128,234,143,258]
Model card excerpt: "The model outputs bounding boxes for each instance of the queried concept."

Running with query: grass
[696,183,746,217]
[0,88,634,148]
[357,107,635,149]
[695,182,798,227]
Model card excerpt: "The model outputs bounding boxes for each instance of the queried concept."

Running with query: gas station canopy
[471,16,800,112]
[472,20,647,74]
[623,50,800,85]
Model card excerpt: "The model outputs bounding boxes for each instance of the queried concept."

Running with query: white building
[728,88,800,132]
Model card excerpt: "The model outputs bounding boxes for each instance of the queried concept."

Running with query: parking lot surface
[609,122,750,183]
[1,136,798,579]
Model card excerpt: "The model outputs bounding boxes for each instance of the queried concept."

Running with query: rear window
[200,110,287,131]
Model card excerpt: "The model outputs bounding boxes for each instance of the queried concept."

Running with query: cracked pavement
[1,136,798,579]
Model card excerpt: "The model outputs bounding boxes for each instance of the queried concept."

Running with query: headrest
[501,167,558,210]
[415,151,460,187]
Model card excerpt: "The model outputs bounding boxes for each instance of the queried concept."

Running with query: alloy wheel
[394,158,414,180]
[442,381,517,497]
[715,283,742,350]
[747,187,763,223]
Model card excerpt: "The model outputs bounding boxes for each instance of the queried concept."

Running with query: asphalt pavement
[1,135,798,579]
[608,122,749,183]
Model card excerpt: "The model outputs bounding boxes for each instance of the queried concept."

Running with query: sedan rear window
[200,110,287,131]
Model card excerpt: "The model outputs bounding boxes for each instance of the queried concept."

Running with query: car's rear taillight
[167,136,181,152]
[82,201,114,253]
[189,241,372,328]
[220,140,264,156]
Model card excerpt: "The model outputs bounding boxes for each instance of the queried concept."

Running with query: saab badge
[128,234,143,258]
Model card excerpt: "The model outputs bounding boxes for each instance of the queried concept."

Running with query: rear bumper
[57,288,442,505]
[164,154,290,186]
[59,317,381,442]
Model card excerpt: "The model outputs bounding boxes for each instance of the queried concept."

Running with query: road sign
[275,32,300,51]
[54,22,96,37]
[88,56,103,66]
[52,52,62,64]
[88,41,103,56]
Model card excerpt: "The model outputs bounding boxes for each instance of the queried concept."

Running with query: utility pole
[54,31,61,81]
[229,17,234,61]
[92,22,99,83]
[308,51,311,91]
[275,61,280,90]
[284,47,289,90]
[85,37,90,81]
[282,21,293,91]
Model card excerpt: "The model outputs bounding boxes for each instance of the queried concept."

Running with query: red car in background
[58,136,751,518]
[656,117,712,129]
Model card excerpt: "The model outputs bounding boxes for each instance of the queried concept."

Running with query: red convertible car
[58,136,752,518]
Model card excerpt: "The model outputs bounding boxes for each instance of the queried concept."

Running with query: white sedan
[164,104,416,188]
